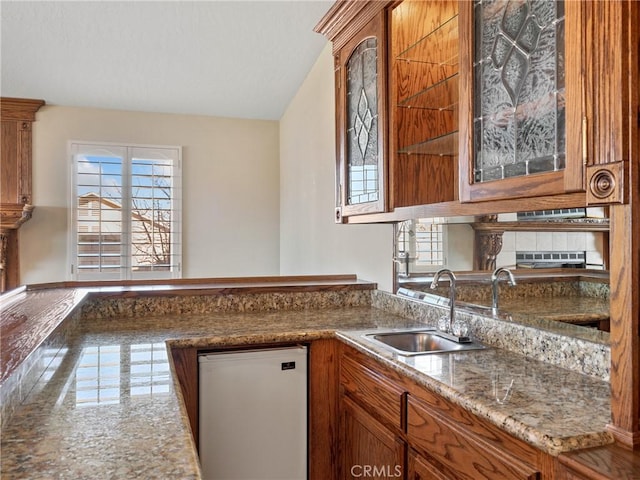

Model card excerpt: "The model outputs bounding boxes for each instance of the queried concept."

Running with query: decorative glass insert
[473,0,565,182]
[346,38,379,205]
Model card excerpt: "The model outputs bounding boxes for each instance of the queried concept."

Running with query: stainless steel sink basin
[365,330,487,356]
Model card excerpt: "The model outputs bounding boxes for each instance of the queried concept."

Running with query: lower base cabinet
[339,344,549,480]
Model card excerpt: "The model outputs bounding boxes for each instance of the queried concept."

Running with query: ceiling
[1,1,333,120]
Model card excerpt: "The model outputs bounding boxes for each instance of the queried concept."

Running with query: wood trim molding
[605,0,640,449]
[473,230,504,271]
[0,204,35,230]
[0,97,45,121]
[314,1,391,53]
[586,161,628,205]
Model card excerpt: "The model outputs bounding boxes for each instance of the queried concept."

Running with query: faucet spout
[491,267,517,315]
[430,268,457,335]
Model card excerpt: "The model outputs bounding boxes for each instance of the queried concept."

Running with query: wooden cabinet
[169,346,199,447]
[317,1,630,219]
[316,3,391,222]
[0,97,44,292]
[1,98,44,207]
[458,1,587,203]
[317,0,460,222]
[338,344,551,480]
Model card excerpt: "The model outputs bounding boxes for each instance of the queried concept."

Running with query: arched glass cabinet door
[459,0,585,203]
[335,12,387,221]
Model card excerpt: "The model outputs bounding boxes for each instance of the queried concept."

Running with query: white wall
[21,106,281,284]
[279,44,394,292]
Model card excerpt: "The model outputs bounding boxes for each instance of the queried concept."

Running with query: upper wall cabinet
[316,0,458,222]
[317,1,630,220]
[316,2,391,222]
[458,0,586,203]
[337,11,388,220]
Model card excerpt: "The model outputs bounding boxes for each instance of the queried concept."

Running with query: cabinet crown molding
[1,97,45,121]
[314,1,390,52]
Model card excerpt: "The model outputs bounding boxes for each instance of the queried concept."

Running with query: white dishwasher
[198,346,308,480]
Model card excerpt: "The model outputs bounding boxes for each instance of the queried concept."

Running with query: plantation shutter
[71,142,182,281]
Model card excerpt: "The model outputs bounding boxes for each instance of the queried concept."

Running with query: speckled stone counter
[0,307,414,479]
[338,327,612,456]
[0,278,615,478]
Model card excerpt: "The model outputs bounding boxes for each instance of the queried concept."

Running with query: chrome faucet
[430,268,457,335]
[491,267,517,315]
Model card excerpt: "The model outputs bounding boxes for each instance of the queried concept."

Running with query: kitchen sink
[364,329,488,356]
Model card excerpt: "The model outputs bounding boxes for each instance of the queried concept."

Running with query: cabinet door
[335,12,388,221]
[459,0,586,202]
[340,396,405,480]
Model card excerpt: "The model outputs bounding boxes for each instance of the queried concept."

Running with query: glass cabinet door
[336,13,387,220]
[459,0,585,202]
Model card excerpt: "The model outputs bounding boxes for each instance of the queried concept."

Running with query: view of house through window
[70,142,182,280]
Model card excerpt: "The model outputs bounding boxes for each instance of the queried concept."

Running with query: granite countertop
[0,307,407,479]
[1,303,614,479]
[496,296,609,323]
[339,328,613,456]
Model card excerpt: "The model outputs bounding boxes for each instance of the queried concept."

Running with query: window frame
[69,141,182,281]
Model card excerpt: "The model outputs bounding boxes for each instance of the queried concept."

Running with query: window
[396,218,447,273]
[70,142,182,280]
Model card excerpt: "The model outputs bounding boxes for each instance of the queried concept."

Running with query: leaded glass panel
[346,38,379,205]
[473,0,565,183]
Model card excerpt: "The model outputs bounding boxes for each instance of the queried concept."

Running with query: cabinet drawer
[407,396,540,480]
[340,353,404,431]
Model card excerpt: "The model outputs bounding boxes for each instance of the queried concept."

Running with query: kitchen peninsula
[2,275,637,479]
